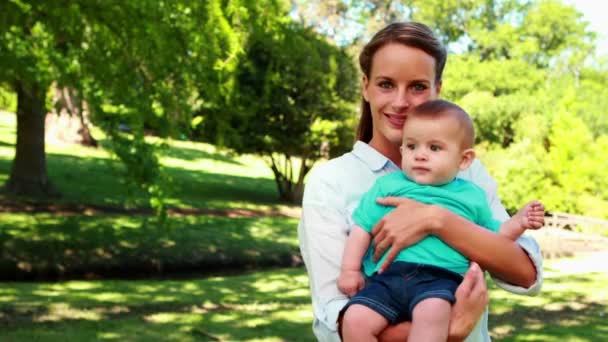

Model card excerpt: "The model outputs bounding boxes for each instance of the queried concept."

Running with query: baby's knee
[341,305,370,330]
[412,298,451,323]
[340,304,389,340]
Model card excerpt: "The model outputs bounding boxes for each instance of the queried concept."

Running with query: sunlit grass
[0,111,283,210]
[0,256,606,341]
[0,268,315,341]
[487,255,608,341]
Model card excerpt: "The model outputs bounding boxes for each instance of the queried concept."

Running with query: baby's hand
[517,200,545,230]
[337,270,365,297]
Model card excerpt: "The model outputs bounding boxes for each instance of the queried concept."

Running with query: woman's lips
[385,113,406,128]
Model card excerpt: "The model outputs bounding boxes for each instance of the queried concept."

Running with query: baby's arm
[500,200,545,241]
[337,225,371,297]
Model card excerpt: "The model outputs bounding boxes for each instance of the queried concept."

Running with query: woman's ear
[459,148,476,170]
[362,75,369,101]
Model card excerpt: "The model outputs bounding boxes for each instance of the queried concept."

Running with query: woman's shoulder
[307,152,362,185]
[458,158,497,189]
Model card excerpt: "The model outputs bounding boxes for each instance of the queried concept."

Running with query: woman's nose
[391,89,408,111]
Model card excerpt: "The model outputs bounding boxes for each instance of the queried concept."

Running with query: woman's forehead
[370,44,436,83]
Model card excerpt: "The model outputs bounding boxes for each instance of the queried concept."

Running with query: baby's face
[400,116,467,185]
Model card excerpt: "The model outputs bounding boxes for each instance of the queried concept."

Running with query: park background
[1,0,607,341]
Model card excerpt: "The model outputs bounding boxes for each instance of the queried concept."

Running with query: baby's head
[400,99,476,185]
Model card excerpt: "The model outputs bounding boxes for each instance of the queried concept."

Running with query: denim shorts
[341,261,463,324]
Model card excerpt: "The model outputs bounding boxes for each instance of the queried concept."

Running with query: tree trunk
[46,85,98,147]
[4,81,59,197]
[268,154,308,204]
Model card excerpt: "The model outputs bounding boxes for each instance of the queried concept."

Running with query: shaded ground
[0,199,301,218]
[1,198,604,257]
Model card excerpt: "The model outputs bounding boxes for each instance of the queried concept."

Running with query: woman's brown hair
[356,22,447,143]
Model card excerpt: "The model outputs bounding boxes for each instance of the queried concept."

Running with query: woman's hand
[378,262,488,341]
[371,197,438,273]
[448,262,489,341]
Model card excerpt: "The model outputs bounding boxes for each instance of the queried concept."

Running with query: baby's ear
[459,148,476,170]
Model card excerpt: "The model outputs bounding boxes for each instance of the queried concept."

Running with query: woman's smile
[385,113,406,128]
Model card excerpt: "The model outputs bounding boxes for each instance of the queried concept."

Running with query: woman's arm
[372,197,536,287]
[298,167,353,340]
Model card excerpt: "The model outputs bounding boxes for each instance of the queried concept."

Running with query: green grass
[0,257,606,341]
[0,213,299,279]
[0,111,300,278]
[0,111,283,210]
[0,268,314,341]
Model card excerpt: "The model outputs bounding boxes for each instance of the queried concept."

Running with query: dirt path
[547,250,608,274]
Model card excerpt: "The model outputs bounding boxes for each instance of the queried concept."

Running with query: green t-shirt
[352,172,501,276]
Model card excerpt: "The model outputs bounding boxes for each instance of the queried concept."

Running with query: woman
[298,22,542,342]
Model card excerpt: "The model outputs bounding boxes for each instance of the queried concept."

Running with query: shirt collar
[352,141,394,172]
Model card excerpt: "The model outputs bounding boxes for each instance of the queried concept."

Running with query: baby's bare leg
[501,200,545,240]
[409,298,451,342]
[341,304,389,342]
[520,200,545,229]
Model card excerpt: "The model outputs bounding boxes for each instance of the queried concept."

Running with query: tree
[0,1,245,203]
[202,21,359,202]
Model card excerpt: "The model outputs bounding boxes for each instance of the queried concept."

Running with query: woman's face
[363,43,441,150]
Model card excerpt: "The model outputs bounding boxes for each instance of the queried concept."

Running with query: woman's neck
[368,136,401,166]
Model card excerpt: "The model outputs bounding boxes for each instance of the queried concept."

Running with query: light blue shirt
[298,141,543,342]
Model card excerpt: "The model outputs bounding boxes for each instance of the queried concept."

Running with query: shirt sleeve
[298,165,349,340]
[468,159,544,295]
[352,179,385,233]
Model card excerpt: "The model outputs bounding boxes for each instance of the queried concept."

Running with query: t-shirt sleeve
[475,187,502,233]
[352,179,386,233]
[480,212,502,233]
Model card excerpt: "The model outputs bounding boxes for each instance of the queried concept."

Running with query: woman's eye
[379,81,393,89]
[411,84,427,92]
[430,145,441,151]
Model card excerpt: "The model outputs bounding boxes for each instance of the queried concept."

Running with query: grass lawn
[0,256,606,341]
[0,111,300,278]
[0,111,283,210]
[0,213,299,279]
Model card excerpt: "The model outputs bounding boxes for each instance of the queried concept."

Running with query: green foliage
[443,56,546,99]
[0,0,267,216]
[199,17,358,202]
[0,86,16,112]
[233,23,357,156]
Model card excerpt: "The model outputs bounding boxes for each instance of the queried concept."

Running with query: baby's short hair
[407,99,475,148]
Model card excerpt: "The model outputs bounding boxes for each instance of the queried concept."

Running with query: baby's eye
[406,144,416,150]
[430,145,441,152]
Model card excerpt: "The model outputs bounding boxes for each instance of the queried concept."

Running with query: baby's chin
[406,173,451,186]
